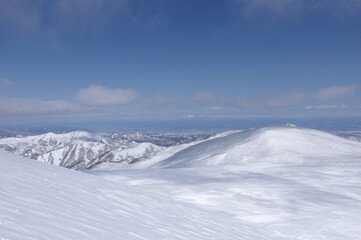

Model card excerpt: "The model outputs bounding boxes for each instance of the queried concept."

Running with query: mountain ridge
[0,131,163,170]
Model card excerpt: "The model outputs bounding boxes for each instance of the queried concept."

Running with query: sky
[0,0,361,124]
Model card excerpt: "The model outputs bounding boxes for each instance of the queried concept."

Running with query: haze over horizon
[1,0,361,124]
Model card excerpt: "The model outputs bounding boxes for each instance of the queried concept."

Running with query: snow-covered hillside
[151,127,361,168]
[89,127,361,240]
[0,131,163,170]
[0,151,282,240]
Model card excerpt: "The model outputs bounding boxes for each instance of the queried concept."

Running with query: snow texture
[0,151,283,240]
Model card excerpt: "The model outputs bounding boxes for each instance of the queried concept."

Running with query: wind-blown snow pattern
[0,151,283,240]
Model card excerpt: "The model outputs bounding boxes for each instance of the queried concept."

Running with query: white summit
[152,126,361,168]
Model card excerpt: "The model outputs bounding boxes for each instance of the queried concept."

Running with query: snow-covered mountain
[2,126,360,171]
[0,131,163,170]
[116,131,213,146]
[149,126,361,168]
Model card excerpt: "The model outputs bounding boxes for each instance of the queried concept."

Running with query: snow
[90,126,361,239]
[2,126,361,239]
[91,164,361,239]
[152,127,361,168]
[0,131,164,170]
[0,151,283,240]
[129,130,241,169]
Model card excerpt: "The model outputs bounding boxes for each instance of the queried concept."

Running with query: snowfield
[2,126,361,239]
[0,151,283,240]
[91,127,361,239]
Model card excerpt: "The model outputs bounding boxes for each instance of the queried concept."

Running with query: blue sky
[0,0,361,124]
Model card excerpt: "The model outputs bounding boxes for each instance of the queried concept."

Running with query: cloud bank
[76,85,137,106]
[0,97,82,115]
[305,105,349,110]
[0,83,359,117]
[313,85,359,101]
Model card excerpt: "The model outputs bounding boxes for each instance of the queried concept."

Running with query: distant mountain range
[1,126,361,171]
[0,131,164,170]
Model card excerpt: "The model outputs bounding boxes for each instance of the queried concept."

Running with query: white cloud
[192,91,216,103]
[51,0,130,32]
[228,0,361,19]
[314,85,359,101]
[75,85,137,106]
[0,0,42,32]
[0,97,83,115]
[237,0,302,19]
[232,92,305,108]
[305,105,349,110]
[0,0,132,35]
[182,114,196,119]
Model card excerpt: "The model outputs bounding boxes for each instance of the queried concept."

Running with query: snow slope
[153,126,361,168]
[0,151,283,240]
[92,164,361,240]
[90,126,361,239]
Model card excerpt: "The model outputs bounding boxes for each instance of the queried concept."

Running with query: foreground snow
[0,151,282,240]
[92,164,361,240]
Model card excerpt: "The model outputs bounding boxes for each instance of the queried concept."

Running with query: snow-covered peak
[0,131,163,170]
[153,126,361,168]
[0,130,95,145]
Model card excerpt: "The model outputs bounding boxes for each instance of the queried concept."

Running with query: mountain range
[0,131,163,170]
